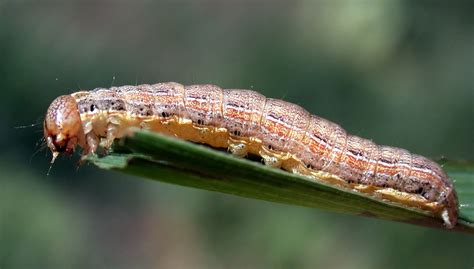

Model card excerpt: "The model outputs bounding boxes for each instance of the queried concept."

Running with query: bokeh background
[1,1,473,268]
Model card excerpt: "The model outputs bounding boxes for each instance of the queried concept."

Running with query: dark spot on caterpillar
[197,119,204,125]
[412,163,427,169]
[314,134,327,144]
[349,149,363,157]
[90,104,96,112]
[379,158,394,164]
[267,113,282,121]
[161,112,170,118]
[232,130,241,136]
[136,105,153,116]
[267,144,273,150]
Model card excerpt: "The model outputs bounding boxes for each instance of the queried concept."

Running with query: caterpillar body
[44,82,458,228]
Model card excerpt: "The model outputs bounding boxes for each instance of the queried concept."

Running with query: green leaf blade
[87,129,474,234]
[442,161,474,225]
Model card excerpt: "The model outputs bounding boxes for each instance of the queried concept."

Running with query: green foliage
[442,161,474,223]
[87,129,474,234]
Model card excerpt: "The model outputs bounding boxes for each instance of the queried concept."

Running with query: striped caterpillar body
[44,82,458,228]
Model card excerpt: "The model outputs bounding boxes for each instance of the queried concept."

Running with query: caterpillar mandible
[43,82,458,228]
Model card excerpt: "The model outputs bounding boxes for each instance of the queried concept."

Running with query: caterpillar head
[44,95,86,163]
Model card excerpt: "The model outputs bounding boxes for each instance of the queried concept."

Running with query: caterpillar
[43,82,458,228]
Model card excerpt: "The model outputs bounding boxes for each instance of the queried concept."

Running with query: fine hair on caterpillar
[43,82,458,228]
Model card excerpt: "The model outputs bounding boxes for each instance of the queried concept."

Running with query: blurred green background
[1,1,473,268]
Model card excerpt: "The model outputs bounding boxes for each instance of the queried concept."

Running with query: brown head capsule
[44,95,86,164]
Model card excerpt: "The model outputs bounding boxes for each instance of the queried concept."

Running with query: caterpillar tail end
[441,189,458,229]
[442,209,455,229]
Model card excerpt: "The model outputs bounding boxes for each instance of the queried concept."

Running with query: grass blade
[87,129,474,234]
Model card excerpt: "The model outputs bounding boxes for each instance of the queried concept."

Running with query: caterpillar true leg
[101,116,121,150]
[85,132,99,156]
[102,122,119,151]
